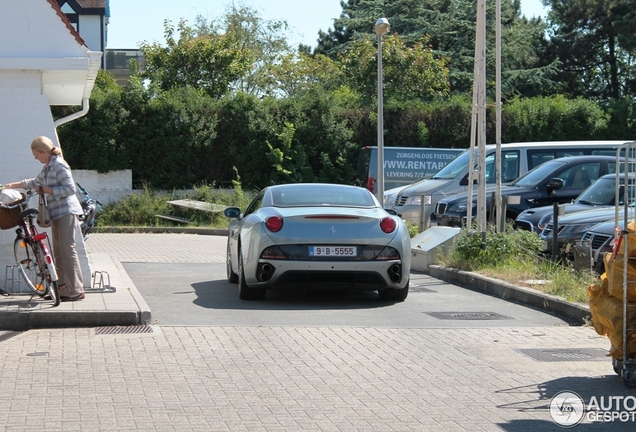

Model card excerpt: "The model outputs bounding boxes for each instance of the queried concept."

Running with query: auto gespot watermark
[550,391,636,427]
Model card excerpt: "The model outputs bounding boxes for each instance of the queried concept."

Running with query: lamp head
[374,18,390,36]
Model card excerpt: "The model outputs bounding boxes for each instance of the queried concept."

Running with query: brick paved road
[0,234,630,431]
[0,325,629,431]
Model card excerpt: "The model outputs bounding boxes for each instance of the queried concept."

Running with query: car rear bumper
[247,260,408,290]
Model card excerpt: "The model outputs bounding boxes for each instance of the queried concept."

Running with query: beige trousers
[51,214,84,297]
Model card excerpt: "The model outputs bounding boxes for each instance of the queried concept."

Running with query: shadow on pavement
[191,280,392,311]
[496,375,634,431]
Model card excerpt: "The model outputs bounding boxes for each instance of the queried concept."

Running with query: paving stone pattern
[0,233,631,431]
[0,325,629,431]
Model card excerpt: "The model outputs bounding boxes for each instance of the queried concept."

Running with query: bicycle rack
[89,270,115,292]
[3,265,26,295]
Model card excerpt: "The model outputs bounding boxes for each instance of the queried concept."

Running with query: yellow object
[589,240,636,360]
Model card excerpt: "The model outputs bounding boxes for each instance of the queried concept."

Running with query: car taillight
[376,247,400,260]
[261,246,287,259]
[380,217,396,233]
[265,216,283,232]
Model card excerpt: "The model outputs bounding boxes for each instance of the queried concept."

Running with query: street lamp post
[374,17,390,203]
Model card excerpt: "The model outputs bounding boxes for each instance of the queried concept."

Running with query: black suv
[433,155,619,227]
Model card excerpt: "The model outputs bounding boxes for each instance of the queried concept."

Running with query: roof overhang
[0,50,102,106]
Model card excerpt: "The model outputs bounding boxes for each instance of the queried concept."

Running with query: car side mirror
[224,207,241,218]
[385,208,398,216]
[459,174,478,186]
[547,178,564,191]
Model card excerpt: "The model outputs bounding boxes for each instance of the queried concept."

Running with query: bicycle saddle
[19,208,39,219]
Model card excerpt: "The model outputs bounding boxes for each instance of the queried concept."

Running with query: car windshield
[510,160,567,187]
[431,149,471,180]
[272,185,377,208]
[577,176,636,206]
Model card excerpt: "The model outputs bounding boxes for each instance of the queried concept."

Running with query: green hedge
[55,76,635,190]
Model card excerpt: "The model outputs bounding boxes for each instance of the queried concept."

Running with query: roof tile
[48,0,87,47]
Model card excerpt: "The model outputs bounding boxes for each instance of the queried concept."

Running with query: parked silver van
[390,141,630,231]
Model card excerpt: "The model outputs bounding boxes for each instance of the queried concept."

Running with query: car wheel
[226,239,238,284]
[378,280,409,302]
[238,247,266,301]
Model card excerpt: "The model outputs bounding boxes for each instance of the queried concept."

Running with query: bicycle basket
[0,196,26,230]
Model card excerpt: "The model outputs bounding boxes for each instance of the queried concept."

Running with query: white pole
[377,32,385,203]
[495,0,503,232]
[374,18,390,203]
[476,0,487,234]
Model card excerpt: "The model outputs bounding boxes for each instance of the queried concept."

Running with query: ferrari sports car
[224,183,411,301]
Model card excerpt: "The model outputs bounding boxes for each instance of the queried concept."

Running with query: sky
[106,0,548,50]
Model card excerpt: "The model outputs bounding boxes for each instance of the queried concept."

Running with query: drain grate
[410,285,436,293]
[515,348,607,362]
[95,325,154,335]
[426,311,512,320]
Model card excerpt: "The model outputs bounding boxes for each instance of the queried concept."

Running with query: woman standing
[3,136,85,301]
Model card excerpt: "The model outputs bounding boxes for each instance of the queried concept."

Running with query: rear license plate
[309,246,357,257]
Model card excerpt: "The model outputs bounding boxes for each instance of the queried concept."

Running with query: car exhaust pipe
[258,263,275,282]
[389,264,401,282]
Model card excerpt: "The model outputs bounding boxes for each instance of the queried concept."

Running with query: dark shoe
[61,293,85,302]
[44,284,68,300]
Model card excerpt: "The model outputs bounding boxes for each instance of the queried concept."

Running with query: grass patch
[438,224,600,304]
[95,182,253,228]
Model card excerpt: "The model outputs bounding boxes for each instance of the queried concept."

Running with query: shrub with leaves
[446,225,544,271]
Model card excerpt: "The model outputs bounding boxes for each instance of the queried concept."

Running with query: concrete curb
[95,226,227,236]
[108,254,152,324]
[0,311,141,331]
[428,265,591,325]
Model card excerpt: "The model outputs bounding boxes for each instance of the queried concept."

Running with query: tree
[217,5,293,95]
[337,34,450,103]
[140,18,254,99]
[139,5,292,98]
[315,0,556,99]
[543,0,636,100]
[266,52,344,97]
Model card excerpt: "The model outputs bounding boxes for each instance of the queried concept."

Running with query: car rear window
[272,185,376,207]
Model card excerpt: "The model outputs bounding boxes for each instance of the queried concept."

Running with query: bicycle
[76,182,103,240]
[0,189,60,306]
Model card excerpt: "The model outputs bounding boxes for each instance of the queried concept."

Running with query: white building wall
[0,69,92,290]
[0,70,58,191]
[78,15,102,52]
[0,0,87,58]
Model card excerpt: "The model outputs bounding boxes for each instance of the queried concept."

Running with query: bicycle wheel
[14,237,46,296]
[48,280,60,307]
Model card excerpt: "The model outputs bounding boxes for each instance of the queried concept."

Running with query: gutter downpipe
[54,97,90,128]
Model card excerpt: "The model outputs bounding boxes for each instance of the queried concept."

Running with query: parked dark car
[433,155,619,228]
[515,174,635,233]
[579,219,622,273]
[539,206,621,260]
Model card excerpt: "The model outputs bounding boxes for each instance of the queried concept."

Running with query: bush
[95,182,254,228]
[445,225,544,271]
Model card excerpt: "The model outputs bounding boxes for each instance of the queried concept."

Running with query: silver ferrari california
[224,183,411,301]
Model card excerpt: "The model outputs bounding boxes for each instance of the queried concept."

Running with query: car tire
[238,247,266,301]
[226,239,239,284]
[378,280,409,302]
